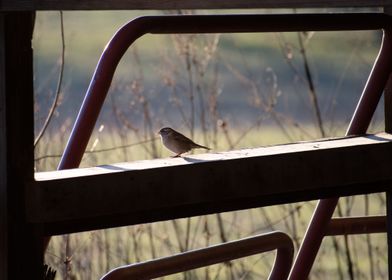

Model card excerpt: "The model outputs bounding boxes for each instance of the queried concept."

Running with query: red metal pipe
[98,215,387,280]
[55,12,392,278]
[327,216,386,236]
[100,231,294,280]
[289,28,392,280]
[57,13,390,170]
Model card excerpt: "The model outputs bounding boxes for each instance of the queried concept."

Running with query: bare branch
[35,137,158,162]
[34,11,65,147]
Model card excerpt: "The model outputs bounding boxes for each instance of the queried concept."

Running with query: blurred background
[34,9,387,279]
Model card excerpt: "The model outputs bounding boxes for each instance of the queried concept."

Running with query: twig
[34,137,158,161]
[171,219,185,252]
[337,203,355,280]
[147,224,157,259]
[185,36,196,139]
[43,264,57,280]
[64,234,72,280]
[34,11,65,147]
[365,195,375,280]
[331,236,345,280]
[215,213,235,279]
[297,32,326,137]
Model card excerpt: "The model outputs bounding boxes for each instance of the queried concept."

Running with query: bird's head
[158,127,174,137]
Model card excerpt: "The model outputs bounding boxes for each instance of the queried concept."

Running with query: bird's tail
[194,143,210,150]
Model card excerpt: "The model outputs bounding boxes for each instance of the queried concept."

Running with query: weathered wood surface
[31,133,392,235]
[0,0,390,11]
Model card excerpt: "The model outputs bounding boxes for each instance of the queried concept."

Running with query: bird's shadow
[182,156,211,163]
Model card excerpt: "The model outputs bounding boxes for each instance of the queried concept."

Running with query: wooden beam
[0,11,42,279]
[0,0,391,11]
[31,133,392,235]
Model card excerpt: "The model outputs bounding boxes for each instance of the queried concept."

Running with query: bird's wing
[172,132,193,144]
[172,131,210,150]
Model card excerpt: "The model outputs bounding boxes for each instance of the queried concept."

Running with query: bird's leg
[171,153,182,158]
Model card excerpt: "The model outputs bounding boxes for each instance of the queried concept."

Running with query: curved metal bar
[55,12,392,279]
[289,27,392,280]
[99,216,386,280]
[58,13,390,169]
[100,231,294,280]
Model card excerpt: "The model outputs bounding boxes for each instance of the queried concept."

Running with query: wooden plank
[0,0,391,11]
[30,133,392,235]
[0,12,42,279]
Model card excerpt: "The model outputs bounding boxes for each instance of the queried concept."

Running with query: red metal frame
[101,231,294,280]
[326,216,386,236]
[289,27,392,280]
[56,13,392,279]
[99,217,386,280]
[58,13,390,170]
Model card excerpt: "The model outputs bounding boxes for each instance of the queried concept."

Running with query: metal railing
[100,216,387,280]
[289,23,392,280]
[54,13,392,279]
[100,231,294,280]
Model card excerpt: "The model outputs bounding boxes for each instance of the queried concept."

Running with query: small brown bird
[158,127,210,157]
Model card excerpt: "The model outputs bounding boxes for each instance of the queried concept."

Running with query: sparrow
[158,127,210,157]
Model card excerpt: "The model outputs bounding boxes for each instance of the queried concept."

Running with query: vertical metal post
[384,8,392,278]
[0,12,42,279]
[385,75,392,132]
[385,74,392,279]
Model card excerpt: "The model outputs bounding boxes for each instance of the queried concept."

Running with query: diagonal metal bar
[58,13,390,169]
[55,12,392,279]
[289,27,392,280]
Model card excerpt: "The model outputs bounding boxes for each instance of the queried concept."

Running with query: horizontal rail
[327,215,386,236]
[0,0,390,11]
[100,231,293,280]
[30,133,392,235]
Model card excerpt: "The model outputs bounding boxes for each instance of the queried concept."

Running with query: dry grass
[34,10,387,279]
